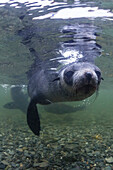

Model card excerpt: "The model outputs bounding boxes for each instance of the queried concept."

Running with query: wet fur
[28,62,101,103]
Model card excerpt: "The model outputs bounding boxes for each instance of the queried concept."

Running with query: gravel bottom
[0,111,113,170]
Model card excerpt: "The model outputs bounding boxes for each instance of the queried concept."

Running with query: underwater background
[0,0,113,169]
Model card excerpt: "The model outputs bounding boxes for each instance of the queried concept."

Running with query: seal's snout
[85,72,92,82]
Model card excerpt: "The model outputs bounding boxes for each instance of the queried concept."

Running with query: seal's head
[55,62,102,101]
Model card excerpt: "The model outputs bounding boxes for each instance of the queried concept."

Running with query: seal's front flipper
[27,100,40,136]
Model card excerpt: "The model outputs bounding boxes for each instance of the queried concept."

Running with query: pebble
[105,157,113,163]
[104,166,112,170]
[85,148,90,153]
[1,160,9,166]
[87,152,93,157]
[8,149,14,155]
[94,151,100,156]
[110,144,113,149]
[33,161,49,168]
[0,163,6,169]
[0,148,3,152]
[1,111,113,169]
[11,162,17,168]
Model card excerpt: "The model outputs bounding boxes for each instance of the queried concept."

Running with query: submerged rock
[105,157,113,163]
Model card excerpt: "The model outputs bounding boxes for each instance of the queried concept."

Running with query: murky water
[0,0,113,169]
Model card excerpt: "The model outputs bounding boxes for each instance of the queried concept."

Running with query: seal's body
[27,62,102,136]
[26,24,103,136]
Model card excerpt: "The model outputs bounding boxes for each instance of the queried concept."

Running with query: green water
[0,0,113,169]
[1,86,113,129]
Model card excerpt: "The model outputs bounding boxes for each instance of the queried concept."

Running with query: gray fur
[28,62,102,104]
[26,23,103,135]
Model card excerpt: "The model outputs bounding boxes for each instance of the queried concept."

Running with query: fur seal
[17,21,103,136]
[27,62,102,135]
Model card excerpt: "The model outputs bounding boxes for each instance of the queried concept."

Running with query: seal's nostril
[85,72,92,81]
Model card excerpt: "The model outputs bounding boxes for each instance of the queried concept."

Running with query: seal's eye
[95,71,101,78]
[64,71,74,86]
